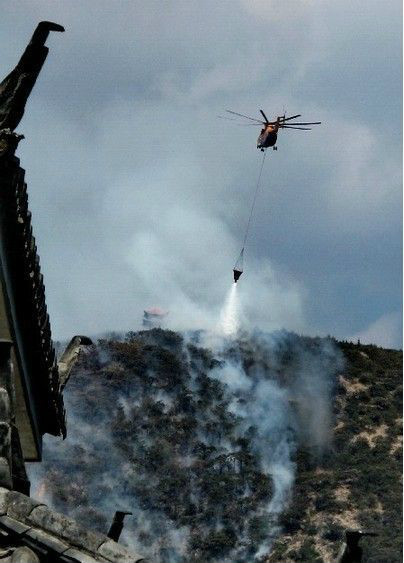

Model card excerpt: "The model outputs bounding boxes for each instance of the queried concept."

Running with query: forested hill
[268,340,402,563]
[29,329,402,563]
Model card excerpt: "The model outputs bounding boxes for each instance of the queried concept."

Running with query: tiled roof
[0,487,145,563]
[0,155,65,437]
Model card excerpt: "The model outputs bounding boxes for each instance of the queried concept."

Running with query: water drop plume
[218,283,240,336]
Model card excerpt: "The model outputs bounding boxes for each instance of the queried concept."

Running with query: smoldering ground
[28,326,344,562]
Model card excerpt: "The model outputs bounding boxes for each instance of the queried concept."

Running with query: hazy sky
[1,1,402,347]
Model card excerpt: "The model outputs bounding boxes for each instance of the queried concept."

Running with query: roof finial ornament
[0,21,64,157]
[337,530,378,563]
[107,511,133,542]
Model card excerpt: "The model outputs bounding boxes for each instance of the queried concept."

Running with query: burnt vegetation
[34,330,402,563]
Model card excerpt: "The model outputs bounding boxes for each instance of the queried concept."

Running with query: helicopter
[221,109,321,151]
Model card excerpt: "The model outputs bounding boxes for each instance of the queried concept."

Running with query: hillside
[29,330,402,563]
[268,341,402,563]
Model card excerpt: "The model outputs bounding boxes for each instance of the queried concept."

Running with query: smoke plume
[28,325,343,562]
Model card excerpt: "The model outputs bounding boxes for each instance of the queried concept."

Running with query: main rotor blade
[286,121,321,125]
[217,115,244,121]
[281,125,311,130]
[260,109,269,123]
[218,116,262,126]
[217,115,239,121]
[226,110,264,123]
[279,114,301,122]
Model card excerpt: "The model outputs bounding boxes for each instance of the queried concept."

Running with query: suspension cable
[242,149,267,249]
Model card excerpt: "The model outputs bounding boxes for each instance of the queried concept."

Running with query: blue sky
[0,1,402,347]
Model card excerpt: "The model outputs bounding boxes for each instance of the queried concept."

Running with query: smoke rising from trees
[28,328,343,562]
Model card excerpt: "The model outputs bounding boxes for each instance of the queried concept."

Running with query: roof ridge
[0,156,66,438]
[0,487,145,563]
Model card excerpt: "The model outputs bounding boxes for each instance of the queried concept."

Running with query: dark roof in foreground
[0,487,145,563]
[0,154,65,441]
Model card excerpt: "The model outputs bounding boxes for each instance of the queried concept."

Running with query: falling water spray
[218,283,240,336]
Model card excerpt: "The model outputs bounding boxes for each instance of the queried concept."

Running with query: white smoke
[207,341,296,556]
[28,327,343,562]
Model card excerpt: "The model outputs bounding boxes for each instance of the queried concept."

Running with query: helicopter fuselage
[257,123,279,150]
[222,109,321,151]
